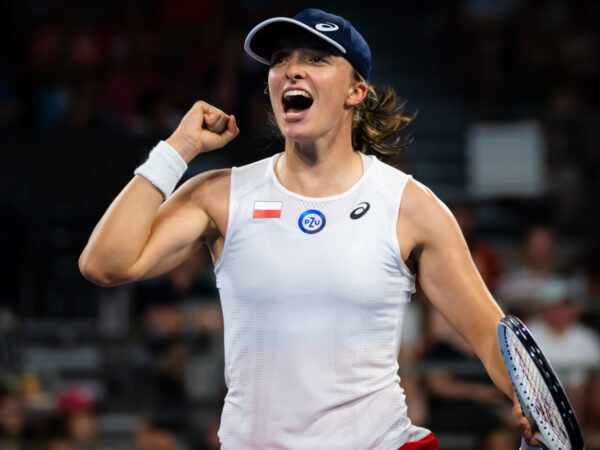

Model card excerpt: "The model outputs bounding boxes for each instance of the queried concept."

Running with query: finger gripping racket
[497,315,585,450]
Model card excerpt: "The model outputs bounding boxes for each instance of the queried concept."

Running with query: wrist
[134,141,188,199]
[165,132,201,164]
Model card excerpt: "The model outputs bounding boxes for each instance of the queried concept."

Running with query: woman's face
[267,35,364,142]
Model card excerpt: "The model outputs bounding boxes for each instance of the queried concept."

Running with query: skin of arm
[397,179,540,446]
[79,101,237,286]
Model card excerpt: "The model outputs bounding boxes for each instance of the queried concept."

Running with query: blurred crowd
[454,0,600,232]
[0,0,287,140]
[1,0,599,449]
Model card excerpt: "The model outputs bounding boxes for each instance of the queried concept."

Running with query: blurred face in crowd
[0,393,25,438]
[66,410,97,441]
[541,299,579,333]
[523,226,555,272]
[267,33,366,144]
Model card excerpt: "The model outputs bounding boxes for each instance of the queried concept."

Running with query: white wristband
[134,140,188,199]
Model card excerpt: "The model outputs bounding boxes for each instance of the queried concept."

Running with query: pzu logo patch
[298,209,326,234]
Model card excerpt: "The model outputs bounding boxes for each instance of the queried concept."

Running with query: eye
[270,54,286,66]
[311,56,326,63]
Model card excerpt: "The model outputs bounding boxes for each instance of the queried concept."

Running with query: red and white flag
[253,201,282,218]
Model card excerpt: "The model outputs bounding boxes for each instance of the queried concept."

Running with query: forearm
[79,176,164,285]
[478,327,514,399]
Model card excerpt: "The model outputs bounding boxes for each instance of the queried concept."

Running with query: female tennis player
[79,9,539,450]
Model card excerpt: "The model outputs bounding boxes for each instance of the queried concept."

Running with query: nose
[285,55,306,80]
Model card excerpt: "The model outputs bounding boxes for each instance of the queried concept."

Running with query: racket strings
[509,332,571,449]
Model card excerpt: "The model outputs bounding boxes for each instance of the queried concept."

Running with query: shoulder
[177,168,231,206]
[179,154,274,206]
[399,179,459,245]
[230,154,274,192]
[368,157,410,189]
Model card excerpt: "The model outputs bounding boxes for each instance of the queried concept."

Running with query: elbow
[78,252,134,287]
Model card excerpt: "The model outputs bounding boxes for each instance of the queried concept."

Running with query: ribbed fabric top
[214,152,429,449]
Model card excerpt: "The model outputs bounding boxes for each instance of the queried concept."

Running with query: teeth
[283,89,312,100]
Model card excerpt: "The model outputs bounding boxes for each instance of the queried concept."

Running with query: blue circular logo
[298,209,326,234]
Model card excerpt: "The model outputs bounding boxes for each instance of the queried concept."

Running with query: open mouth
[282,89,313,117]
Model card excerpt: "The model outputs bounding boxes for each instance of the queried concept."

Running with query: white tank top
[214,152,430,449]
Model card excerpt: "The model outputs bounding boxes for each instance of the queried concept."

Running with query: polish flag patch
[253,201,282,218]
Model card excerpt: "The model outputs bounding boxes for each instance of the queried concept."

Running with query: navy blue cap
[244,8,372,82]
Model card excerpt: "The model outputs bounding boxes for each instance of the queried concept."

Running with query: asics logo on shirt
[350,202,370,220]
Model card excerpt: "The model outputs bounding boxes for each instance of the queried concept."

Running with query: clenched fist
[166,101,240,163]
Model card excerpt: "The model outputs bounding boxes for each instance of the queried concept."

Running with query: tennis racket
[497,315,585,450]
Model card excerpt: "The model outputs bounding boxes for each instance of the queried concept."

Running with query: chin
[279,122,312,140]
[282,129,319,143]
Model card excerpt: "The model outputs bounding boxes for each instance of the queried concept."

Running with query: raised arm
[79,101,239,286]
[397,179,541,447]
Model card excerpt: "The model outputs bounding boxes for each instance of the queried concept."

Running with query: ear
[345,81,368,107]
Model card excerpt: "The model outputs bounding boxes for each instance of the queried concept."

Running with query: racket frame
[497,315,585,450]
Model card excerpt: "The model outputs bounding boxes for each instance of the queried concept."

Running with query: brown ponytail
[351,70,416,167]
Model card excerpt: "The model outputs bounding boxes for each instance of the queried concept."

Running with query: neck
[276,122,363,197]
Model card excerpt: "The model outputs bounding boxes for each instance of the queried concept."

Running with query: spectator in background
[525,277,600,420]
[134,417,183,450]
[496,224,559,316]
[56,386,100,450]
[0,386,27,449]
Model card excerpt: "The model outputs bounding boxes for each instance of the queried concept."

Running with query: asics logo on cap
[315,22,339,32]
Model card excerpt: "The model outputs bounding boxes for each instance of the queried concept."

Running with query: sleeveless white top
[214,152,430,449]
